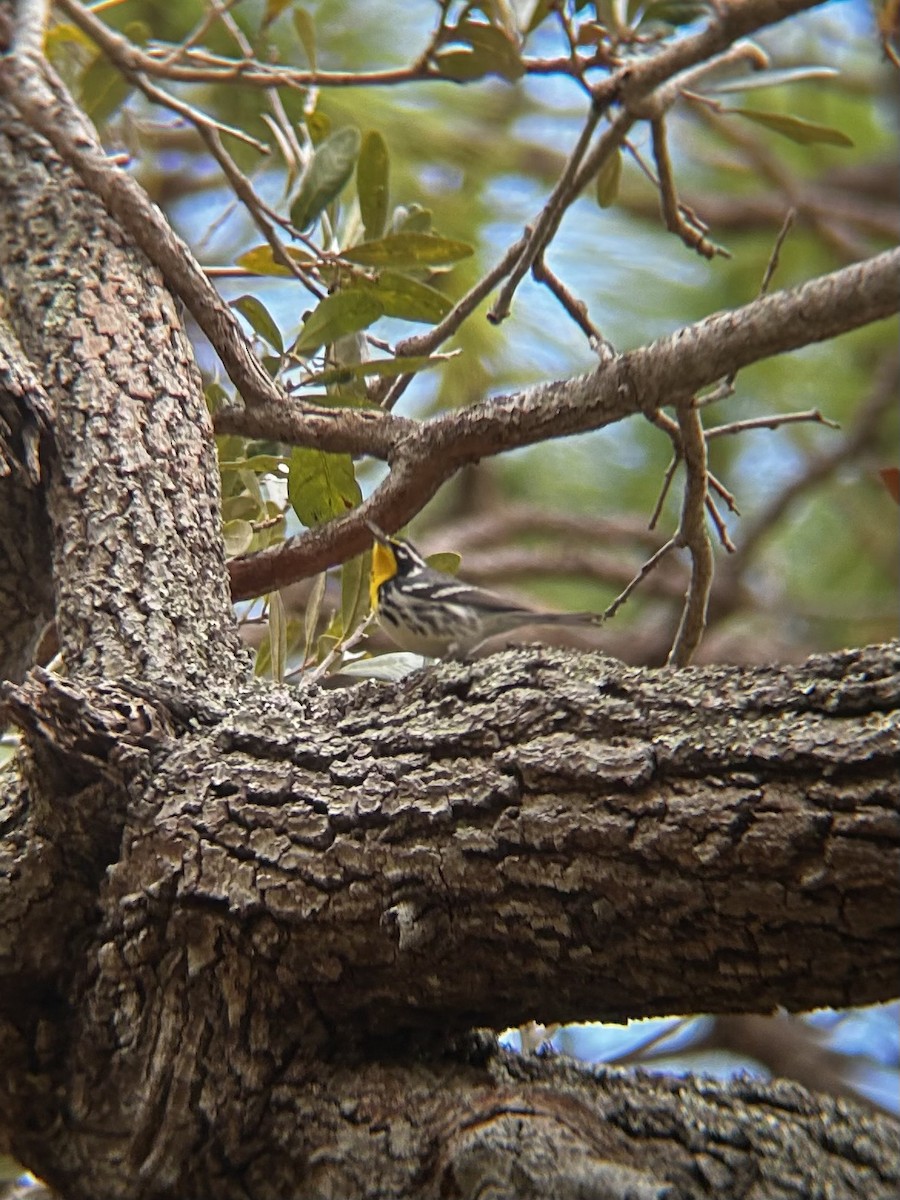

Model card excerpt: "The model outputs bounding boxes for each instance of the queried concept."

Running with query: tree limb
[0,640,897,1197]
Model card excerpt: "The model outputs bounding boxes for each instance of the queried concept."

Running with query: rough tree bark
[1,645,898,1198]
[0,5,898,1199]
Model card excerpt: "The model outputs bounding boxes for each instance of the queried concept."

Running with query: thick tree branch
[0,640,897,1196]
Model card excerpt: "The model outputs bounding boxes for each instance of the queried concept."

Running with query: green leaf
[263,0,293,28]
[725,107,854,147]
[638,0,710,28]
[269,591,287,681]
[705,65,839,94]
[355,271,451,323]
[439,19,524,82]
[433,47,494,82]
[222,494,263,522]
[291,127,361,230]
[357,131,390,242]
[294,290,384,355]
[205,381,231,412]
[303,571,328,664]
[427,551,461,575]
[392,204,433,233]
[341,551,371,634]
[596,149,622,208]
[343,232,473,269]
[80,56,132,122]
[304,109,331,144]
[45,22,96,60]
[288,448,362,527]
[461,19,525,81]
[232,294,284,353]
[293,7,317,69]
[338,652,423,680]
[223,519,254,557]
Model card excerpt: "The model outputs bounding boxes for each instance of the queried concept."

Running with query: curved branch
[227,246,900,598]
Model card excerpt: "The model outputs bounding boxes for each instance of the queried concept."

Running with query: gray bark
[0,97,243,688]
[0,316,53,682]
[0,642,897,1198]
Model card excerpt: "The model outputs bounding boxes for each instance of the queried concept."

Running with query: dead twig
[668,399,714,665]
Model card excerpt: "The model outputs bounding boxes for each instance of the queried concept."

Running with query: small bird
[366,521,603,659]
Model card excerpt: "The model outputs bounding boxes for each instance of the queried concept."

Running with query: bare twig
[602,538,679,621]
[668,400,714,666]
[760,208,796,295]
[705,495,736,552]
[300,613,377,685]
[488,103,604,323]
[532,253,608,346]
[650,115,727,259]
[706,409,840,439]
[648,455,680,531]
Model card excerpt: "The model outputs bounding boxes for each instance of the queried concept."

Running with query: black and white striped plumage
[367,523,602,658]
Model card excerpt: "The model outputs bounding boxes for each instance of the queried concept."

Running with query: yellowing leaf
[288,448,362,527]
[236,244,317,276]
[343,232,473,269]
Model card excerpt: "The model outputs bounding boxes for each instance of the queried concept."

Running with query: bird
[366,520,603,658]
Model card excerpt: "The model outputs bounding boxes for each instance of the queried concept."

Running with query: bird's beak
[364,518,390,545]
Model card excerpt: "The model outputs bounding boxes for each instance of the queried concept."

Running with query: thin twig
[705,495,736,552]
[532,253,607,345]
[648,455,680,531]
[650,115,727,260]
[300,612,377,685]
[706,409,840,439]
[602,538,679,621]
[667,401,714,666]
[488,103,604,323]
[760,208,796,295]
[707,473,739,515]
[623,135,713,237]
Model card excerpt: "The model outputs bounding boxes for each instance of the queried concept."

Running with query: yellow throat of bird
[369,539,397,610]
